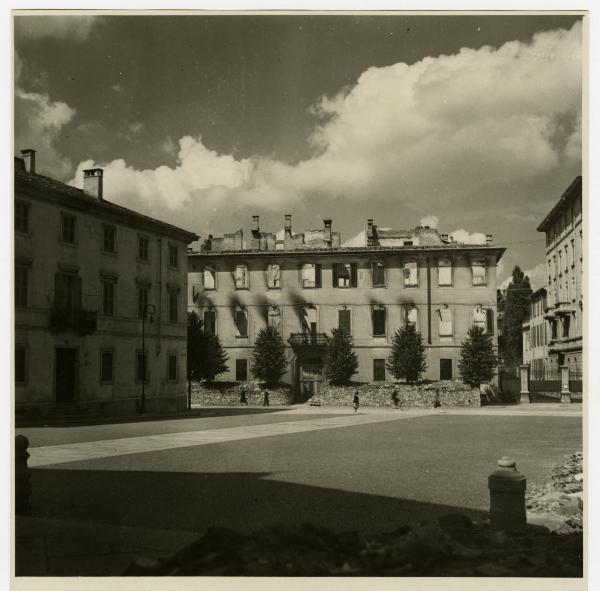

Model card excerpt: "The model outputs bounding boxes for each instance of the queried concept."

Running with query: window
[301,263,321,288]
[373,359,386,382]
[403,240,413,247]
[404,306,418,328]
[137,285,150,319]
[268,306,281,332]
[440,359,453,380]
[551,320,558,340]
[372,306,386,337]
[403,261,418,286]
[267,264,281,289]
[486,308,494,335]
[15,346,26,384]
[203,265,216,290]
[372,262,385,287]
[136,350,148,383]
[169,244,178,268]
[102,280,115,317]
[168,290,178,323]
[61,213,76,244]
[300,306,318,335]
[54,273,81,311]
[203,308,216,335]
[15,265,28,308]
[437,307,453,337]
[103,225,116,253]
[472,259,486,286]
[333,263,357,288]
[100,350,113,383]
[15,201,30,234]
[562,316,570,338]
[234,306,248,337]
[236,358,248,381]
[438,258,452,286]
[338,308,351,335]
[473,306,487,331]
[138,236,149,262]
[167,353,178,382]
[234,264,249,289]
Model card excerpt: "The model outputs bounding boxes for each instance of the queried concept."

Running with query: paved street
[15,405,582,575]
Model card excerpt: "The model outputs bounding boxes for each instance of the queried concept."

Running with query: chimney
[486,234,493,244]
[252,215,260,234]
[83,168,104,199]
[21,149,36,174]
[440,233,449,242]
[323,218,332,246]
[284,214,292,235]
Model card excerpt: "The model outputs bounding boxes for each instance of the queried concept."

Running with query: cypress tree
[501,266,532,369]
[458,325,499,388]
[323,328,359,385]
[386,324,427,384]
[251,325,288,384]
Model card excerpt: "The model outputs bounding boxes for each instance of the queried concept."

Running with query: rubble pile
[526,451,583,535]
[124,515,582,577]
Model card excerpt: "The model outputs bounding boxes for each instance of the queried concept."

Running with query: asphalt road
[24,412,582,535]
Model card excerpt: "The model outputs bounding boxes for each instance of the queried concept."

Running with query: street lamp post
[140,303,156,414]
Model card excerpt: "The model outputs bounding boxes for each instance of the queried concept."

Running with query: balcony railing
[288,332,329,347]
[50,307,98,336]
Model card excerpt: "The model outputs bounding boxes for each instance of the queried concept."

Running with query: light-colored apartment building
[522,287,549,378]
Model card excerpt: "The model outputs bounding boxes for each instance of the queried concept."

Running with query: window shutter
[339,309,351,334]
[332,264,338,288]
[350,264,357,287]
[315,264,322,287]
[486,308,494,335]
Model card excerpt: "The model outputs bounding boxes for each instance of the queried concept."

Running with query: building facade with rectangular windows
[534,176,583,373]
[14,150,198,416]
[522,287,549,378]
[188,215,505,397]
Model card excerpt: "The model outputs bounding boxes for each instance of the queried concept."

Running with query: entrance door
[55,348,77,403]
[297,360,322,402]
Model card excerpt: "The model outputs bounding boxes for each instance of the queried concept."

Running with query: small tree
[458,325,499,388]
[386,324,427,384]
[251,326,288,384]
[188,311,229,383]
[187,311,204,409]
[323,328,359,385]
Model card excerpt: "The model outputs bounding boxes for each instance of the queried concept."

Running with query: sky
[13,13,583,289]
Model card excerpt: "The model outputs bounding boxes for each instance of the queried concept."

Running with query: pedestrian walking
[391,388,399,409]
[352,390,360,412]
[433,389,441,408]
[240,386,248,406]
[262,389,270,407]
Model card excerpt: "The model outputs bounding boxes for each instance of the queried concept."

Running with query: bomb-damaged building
[187,215,505,396]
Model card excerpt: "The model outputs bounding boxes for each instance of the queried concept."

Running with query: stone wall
[316,381,480,408]
[191,381,294,406]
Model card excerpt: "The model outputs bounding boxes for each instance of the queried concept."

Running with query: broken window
[472,259,486,286]
[338,308,351,335]
[372,306,386,337]
[234,264,249,289]
[438,258,452,286]
[301,263,321,288]
[234,306,248,337]
[473,306,487,331]
[203,265,216,290]
[300,306,318,335]
[267,264,281,288]
[203,308,216,335]
[268,306,281,332]
[404,305,418,328]
[372,261,385,287]
[403,260,418,286]
[333,263,357,288]
[437,307,453,337]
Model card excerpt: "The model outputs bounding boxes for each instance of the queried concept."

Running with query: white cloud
[449,229,487,245]
[67,22,582,229]
[15,16,101,41]
[419,215,439,229]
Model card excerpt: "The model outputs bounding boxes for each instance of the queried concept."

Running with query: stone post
[560,365,571,403]
[15,435,32,515]
[488,457,527,532]
[519,364,530,404]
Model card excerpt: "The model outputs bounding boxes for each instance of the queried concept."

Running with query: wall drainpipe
[427,256,432,345]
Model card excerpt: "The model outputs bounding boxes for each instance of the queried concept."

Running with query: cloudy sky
[14,13,583,288]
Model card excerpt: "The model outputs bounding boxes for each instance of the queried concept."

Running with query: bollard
[15,435,32,515]
[488,457,526,532]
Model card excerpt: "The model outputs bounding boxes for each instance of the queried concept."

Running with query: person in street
[352,390,360,412]
[240,386,248,406]
[262,389,270,407]
[391,388,399,409]
[433,389,442,408]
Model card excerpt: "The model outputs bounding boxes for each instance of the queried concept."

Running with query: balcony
[50,307,98,336]
[288,332,329,348]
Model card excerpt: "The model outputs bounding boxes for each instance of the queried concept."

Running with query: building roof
[14,160,199,243]
[536,176,582,233]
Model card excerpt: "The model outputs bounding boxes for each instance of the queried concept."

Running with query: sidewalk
[15,516,198,576]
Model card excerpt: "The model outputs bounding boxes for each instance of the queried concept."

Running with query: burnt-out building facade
[188,216,505,396]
